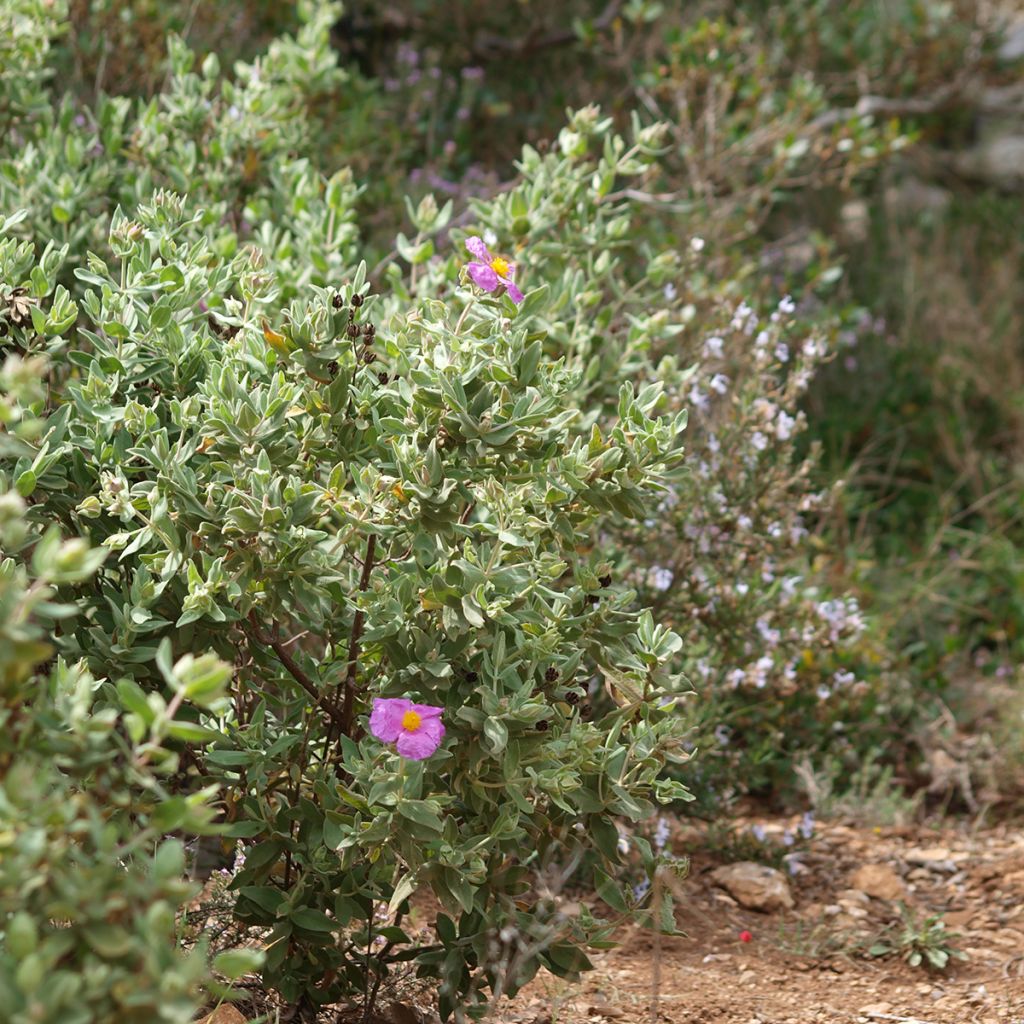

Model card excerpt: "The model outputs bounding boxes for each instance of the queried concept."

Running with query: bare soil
[495,816,1024,1024]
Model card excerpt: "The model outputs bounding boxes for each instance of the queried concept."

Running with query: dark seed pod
[363,351,377,365]
[332,293,344,310]
[565,691,580,706]
[362,322,375,338]
[580,705,593,720]
[599,574,612,588]
[465,670,479,683]
[328,360,340,378]
[377,371,389,385]
[347,322,359,339]
[350,293,363,308]
[536,720,549,732]
[544,667,558,683]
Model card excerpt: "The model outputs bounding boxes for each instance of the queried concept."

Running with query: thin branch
[245,613,345,728]
[339,533,377,737]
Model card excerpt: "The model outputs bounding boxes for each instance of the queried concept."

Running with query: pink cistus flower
[465,236,524,304]
[369,698,445,760]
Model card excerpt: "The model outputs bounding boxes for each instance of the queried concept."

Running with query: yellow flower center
[489,256,510,278]
[401,710,422,732]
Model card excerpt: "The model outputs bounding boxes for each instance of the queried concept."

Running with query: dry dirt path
[497,818,1024,1024]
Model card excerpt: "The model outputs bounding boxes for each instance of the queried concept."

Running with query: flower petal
[466,236,491,262]
[505,280,524,304]
[410,702,444,719]
[467,261,500,292]
[396,717,445,759]
[369,697,411,742]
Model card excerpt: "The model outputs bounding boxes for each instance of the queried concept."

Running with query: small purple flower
[751,824,767,843]
[369,698,445,760]
[465,236,524,304]
[799,811,815,839]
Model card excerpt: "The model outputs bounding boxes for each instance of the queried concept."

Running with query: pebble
[849,863,906,901]
[709,862,795,912]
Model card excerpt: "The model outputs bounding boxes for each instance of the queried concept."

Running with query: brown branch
[245,613,344,729]
[338,532,377,737]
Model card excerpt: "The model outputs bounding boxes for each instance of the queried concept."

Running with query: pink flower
[369,697,445,760]
[465,236,524,304]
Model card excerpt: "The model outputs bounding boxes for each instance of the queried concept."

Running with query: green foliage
[869,907,968,971]
[0,0,1014,1017]
[0,359,239,1023]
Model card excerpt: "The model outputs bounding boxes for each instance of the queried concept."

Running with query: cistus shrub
[1,9,695,1019]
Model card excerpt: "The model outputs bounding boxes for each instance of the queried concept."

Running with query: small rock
[999,19,1024,62]
[839,905,869,920]
[739,970,758,984]
[954,135,1024,191]
[904,847,959,872]
[858,1003,893,1017]
[943,909,977,930]
[196,1009,247,1024]
[850,863,906,901]
[709,862,795,913]
[586,1006,625,1020]
[837,887,872,906]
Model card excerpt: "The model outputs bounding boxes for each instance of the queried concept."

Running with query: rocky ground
[494,816,1024,1024]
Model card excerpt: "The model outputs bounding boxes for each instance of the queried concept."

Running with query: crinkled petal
[466,236,491,262]
[467,261,500,292]
[369,697,411,742]
[504,280,524,304]
[411,702,444,719]
[396,717,445,760]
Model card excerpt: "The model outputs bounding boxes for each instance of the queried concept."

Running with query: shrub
[0,351,237,1023]
[1,12,694,1015]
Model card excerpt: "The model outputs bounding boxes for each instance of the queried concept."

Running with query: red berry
[739,930,753,943]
